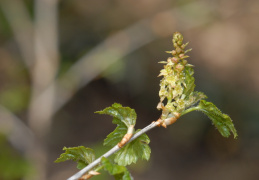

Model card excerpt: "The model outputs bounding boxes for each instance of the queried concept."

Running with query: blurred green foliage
[0,86,29,113]
[0,133,32,180]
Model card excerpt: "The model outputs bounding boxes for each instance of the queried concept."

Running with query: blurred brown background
[0,0,259,179]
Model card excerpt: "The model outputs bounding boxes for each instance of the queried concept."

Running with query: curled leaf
[103,122,127,147]
[95,103,136,128]
[198,100,237,138]
[97,103,137,147]
[55,146,95,169]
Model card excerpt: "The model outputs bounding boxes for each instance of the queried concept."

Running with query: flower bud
[176,47,182,54]
[179,54,185,58]
[177,40,183,46]
[171,57,179,63]
[173,32,183,42]
[175,64,184,71]
[182,60,187,65]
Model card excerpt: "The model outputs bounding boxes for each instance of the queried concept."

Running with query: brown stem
[118,125,134,148]
[118,133,134,148]
[156,112,181,128]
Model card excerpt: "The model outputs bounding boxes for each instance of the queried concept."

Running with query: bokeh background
[0,0,259,179]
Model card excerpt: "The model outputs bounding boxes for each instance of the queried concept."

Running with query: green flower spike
[157,32,237,139]
[157,32,206,127]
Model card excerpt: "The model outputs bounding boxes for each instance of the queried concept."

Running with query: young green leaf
[96,103,137,147]
[101,157,132,180]
[184,91,207,109]
[114,130,151,166]
[95,103,136,128]
[55,146,95,169]
[198,100,237,138]
[191,91,207,103]
[103,120,127,147]
[183,66,195,98]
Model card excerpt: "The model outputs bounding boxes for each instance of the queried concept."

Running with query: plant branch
[181,106,200,116]
[67,121,159,180]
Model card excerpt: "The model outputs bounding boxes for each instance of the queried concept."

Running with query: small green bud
[175,64,184,71]
[179,54,185,58]
[173,32,183,42]
[165,103,175,112]
[182,60,188,65]
[176,47,182,54]
[171,57,179,63]
[176,99,185,110]
[172,50,177,55]
[177,40,183,46]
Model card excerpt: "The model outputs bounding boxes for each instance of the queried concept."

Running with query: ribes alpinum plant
[55,32,238,180]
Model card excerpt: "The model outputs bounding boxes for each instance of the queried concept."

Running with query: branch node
[118,133,133,148]
[155,119,164,127]
[155,113,181,128]
[118,125,134,148]
[164,112,180,127]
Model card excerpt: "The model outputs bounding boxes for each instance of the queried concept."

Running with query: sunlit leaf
[96,103,137,147]
[101,157,132,180]
[198,100,238,138]
[114,130,151,166]
[103,121,127,147]
[95,103,136,127]
[55,146,95,169]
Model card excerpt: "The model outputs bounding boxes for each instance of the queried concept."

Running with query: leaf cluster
[55,146,95,169]
[55,103,151,179]
[96,103,151,166]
